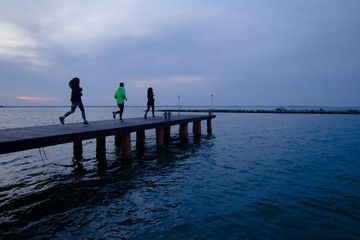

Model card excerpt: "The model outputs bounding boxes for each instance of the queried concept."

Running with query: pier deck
[0,114,215,155]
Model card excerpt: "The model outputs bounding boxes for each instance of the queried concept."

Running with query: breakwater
[162,108,360,114]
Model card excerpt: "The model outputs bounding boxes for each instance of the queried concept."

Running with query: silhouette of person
[59,77,88,124]
[113,82,127,122]
[144,87,155,119]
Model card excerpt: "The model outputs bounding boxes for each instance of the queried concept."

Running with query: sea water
[0,106,360,239]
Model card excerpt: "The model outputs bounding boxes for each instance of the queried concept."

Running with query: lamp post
[178,95,180,115]
[211,94,213,109]
[210,94,214,115]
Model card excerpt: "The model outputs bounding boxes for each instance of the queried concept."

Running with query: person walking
[59,77,88,124]
[144,87,155,119]
[113,82,127,122]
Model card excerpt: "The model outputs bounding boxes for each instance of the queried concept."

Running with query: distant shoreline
[160,108,360,114]
[1,105,359,114]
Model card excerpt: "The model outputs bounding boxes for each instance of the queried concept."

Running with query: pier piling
[164,126,171,141]
[136,130,145,146]
[121,133,131,156]
[156,127,165,146]
[73,141,83,159]
[207,119,212,134]
[180,123,189,140]
[114,134,121,147]
[193,121,202,136]
[96,136,106,159]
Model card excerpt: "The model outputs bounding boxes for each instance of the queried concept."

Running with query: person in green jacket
[113,82,127,122]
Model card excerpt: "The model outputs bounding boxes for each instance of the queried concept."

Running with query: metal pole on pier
[211,94,213,108]
[209,94,214,116]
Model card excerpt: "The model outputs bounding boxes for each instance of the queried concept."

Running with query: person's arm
[124,89,128,101]
[74,88,83,97]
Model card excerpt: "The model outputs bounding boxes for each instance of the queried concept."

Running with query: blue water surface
[0,106,359,239]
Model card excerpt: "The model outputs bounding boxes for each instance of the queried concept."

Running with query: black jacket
[71,87,83,102]
[147,92,154,104]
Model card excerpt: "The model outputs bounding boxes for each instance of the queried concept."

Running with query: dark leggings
[145,102,154,116]
[64,102,86,120]
[116,103,124,119]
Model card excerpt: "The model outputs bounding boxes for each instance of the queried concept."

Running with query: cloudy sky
[1,0,359,107]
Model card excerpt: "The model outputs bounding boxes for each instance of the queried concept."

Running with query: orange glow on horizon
[17,96,60,102]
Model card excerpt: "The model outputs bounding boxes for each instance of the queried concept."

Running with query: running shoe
[59,117,65,124]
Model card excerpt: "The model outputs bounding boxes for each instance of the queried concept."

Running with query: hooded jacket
[114,86,127,104]
[70,86,83,102]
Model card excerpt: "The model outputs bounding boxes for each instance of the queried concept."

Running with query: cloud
[0,1,359,107]
[0,21,47,67]
[0,1,180,68]
[131,76,208,88]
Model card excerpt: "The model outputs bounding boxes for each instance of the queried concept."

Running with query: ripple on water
[1,110,360,239]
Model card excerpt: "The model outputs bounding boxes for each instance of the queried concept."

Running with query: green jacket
[114,86,127,104]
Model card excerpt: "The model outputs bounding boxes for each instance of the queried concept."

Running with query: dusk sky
[1,0,359,107]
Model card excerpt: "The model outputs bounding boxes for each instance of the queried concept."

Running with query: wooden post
[73,141,83,159]
[121,133,131,156]
[164,126,171,141]
[136,130,145,146]
[179,123,188,140]
[114,134,121,147]
[156,127,164,146]
[207,119,212,134]
[96,136,106,159]
[193,121,201,136]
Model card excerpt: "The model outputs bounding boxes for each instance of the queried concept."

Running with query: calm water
[0,106,360,239]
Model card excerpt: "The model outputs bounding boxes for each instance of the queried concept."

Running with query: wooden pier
[0,114,215,158]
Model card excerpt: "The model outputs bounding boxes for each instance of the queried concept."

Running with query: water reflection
[0,133,214,238]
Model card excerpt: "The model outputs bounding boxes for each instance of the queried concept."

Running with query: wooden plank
[0,115,215,154]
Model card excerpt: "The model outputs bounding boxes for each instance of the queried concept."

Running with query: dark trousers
[145,102,155,117]
[116,103,124,119]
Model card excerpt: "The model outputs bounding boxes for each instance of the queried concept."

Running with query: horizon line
[1,105,360,109]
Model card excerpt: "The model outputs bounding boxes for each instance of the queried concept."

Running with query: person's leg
[64,103,77,117]
[78,102,88,124]
[145,103,150,119]
[119,103,124,120]
[60,103,77,124]
[151,103,155,117]
[116,104,122,116]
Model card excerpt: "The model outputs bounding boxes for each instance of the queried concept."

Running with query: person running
[59,77,88,124]
[113,82,127,122]
[144,87,155,119]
